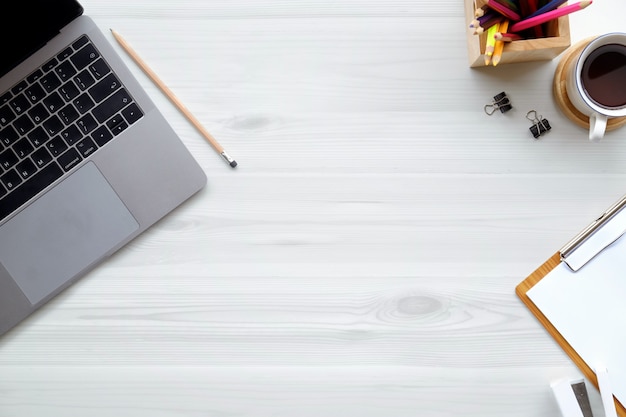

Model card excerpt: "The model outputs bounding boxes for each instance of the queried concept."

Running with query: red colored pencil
[494,32,524,42]
[487,0,521,21]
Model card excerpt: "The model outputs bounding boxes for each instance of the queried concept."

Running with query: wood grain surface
[3,0,626,416]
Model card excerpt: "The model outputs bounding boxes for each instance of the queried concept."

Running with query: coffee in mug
[581,43,626,109]
[564,33,626,142]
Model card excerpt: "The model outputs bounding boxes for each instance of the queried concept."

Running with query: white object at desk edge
[597,366,618,417]
[551,379,585,417]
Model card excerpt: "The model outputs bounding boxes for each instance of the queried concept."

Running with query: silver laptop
[0,0,207,336]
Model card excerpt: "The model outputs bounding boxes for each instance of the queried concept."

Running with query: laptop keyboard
[0,35,144,222]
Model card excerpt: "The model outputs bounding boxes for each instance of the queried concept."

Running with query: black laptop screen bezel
[1,0,84,78]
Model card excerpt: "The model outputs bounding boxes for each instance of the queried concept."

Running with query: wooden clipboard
[516,252,626,417]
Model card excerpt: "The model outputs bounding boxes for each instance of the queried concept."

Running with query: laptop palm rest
[0,162,138,305]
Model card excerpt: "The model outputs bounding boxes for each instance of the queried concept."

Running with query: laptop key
[0,162,63,222]
[42,57,58,73]
[43,92,64,113]
[46,136,68,157]
[41,71,62,93]
[43,115,64,136]
[91,125,113,146]
[57,47,74,62]
[13,138,34,159]
[88,58,111,80]
[59,81,80,102]
[16,159,37,180]
[76,114,98,135]
[61,125,82,145]
[89,73,121,103]
[0,91,12,105]
[58,148,82,172]
[0,148,18,170]
[106,114,125,130]
[75,69,96,90]
[73,93,95,114]
[11,81,28,96]
[110,120,128,136]
[71,43,100,70]
[55,61,76,82]
[28,103,50,124]
[122,103,143,125]
[27,126,50,148]
[9,94,31,115]
[1,169,22,191]
[32,147,53,168]
[0,105,16,126]
[92,89,132,123]
[14,114,35,136]
[72,35,89,51]
[26,69,44,84]
[25,84,46,104]
[59,104,79,125]
[76,137,98,158]
[0,125,19,146]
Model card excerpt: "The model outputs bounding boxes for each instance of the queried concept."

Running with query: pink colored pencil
[509,0,592,33]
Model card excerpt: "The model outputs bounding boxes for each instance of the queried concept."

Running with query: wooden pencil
[110,29,238,168]
[527,0,568,18]
[484,22,499,65]
[491,19,509,66]
[487,0,521,21]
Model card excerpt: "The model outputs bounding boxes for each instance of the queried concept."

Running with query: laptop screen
[1,0,83,78]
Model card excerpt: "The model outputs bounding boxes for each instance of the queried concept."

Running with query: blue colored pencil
[526,0,568,18]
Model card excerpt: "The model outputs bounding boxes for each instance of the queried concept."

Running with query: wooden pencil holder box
[464,0,571,67]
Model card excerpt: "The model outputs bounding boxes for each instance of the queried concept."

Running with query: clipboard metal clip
[560,195,626,272]
[562,228,626,272]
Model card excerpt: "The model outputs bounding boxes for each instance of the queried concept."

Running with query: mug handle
[589,113,608,142]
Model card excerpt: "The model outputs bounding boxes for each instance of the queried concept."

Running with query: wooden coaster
[553,37,626,132]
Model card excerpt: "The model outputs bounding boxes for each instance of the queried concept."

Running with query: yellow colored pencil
[491,20,509,66]
[484,22,499,66]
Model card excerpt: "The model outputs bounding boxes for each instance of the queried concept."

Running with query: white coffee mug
[566,32,626,142]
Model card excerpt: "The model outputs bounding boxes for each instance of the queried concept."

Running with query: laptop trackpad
[0,162,139,305]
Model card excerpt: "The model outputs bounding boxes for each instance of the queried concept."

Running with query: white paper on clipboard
[528,230,626,407]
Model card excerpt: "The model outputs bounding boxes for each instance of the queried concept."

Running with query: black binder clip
[527,110,551,139]
[484,92,512,115]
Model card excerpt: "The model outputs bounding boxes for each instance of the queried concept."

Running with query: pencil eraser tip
[230,161,238,168]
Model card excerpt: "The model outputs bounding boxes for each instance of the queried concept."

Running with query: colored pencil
[524,0,544,38]
[527,0,569,18]
[527,0,539,14]
[494,32,524,42]
[484,22,499,65]
[110,29,237,168]
[487,0,521,21]
[492,0,519,11]
[509,0,592,33]
[475,5,488,17]
[491,20,509,66]
[470,10,498,28]
[518,0,531,20]
[471,14,504,34]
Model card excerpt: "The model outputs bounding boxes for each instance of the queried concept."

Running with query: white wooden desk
[3,1,626,415]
